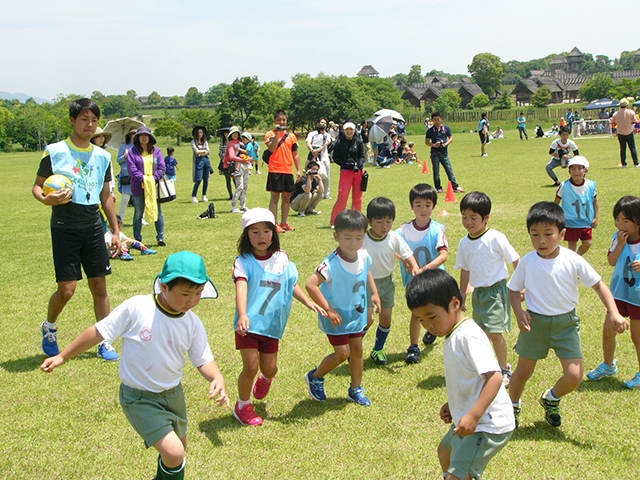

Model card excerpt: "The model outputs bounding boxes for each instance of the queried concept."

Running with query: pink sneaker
[253,373,273,400]
[233,402,263,426]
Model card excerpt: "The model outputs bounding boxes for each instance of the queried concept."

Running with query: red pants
[331,169,364,225]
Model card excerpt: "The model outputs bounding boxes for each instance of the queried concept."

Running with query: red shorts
[564,227,592,242]
[615,299,640,320]
[235,332,279,353]
[327,331,365,346]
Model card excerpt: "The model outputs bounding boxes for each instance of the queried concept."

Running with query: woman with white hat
[127,126,167,246]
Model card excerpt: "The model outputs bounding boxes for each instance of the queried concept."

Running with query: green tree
[619,51,640,71]
[154,118,186,145]
[472,93,490,108]
[219,76,262,129]
[184,87,204,106]
[531,85,551,107]
[407,65,424,85]
[254,81,290,123]
[148,91,162,106]
[391,73,408,85]
[126,89,137,100]
[101,95,140,118]
[180,109,218,141]
[168,96,183,107]
[289,74,335,130]
[433,90,461,113]
[493,91,512,110]
[353,77,402,110]
[468,53,503,96]
[0,106,14,150]
[91,90,106,103]
[204,83,228,105]
[608,78,640,100]
[578,73,616,102]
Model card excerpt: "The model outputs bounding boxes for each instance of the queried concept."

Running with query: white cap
[343,122,356,130]
[241,208,276,230]
[567,156,589,169]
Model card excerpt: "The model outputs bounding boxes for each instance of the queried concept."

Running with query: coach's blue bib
[397,220,445,287]
[233,253,298,340]
[47,139,111,205]
[318,251,370,335]
[561,179,596,229]
[610,235,640,307]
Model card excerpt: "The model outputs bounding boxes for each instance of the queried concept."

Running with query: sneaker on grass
[501,365,512,388]
[405,345,421,364]
[252,373,273,400]
[97,341,119,361]
[512,403,521,429]
[422,331,437,346]
[347,386,371,406]
[587,360,618,381]
[41,321,59,357]
[624,372,640,389]
[305,368,326,402]
[233,402,263,426]
[539,390,561,427]
[370,348,388,365]
[140,248,157,255]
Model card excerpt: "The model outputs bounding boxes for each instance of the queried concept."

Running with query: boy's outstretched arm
[454,370,502,436]
[367,271,381,314]
[197,361,230,407]
[41,325,104,372]
[592,281,629,333]
[423,249,448,272]
[293,284,328,317]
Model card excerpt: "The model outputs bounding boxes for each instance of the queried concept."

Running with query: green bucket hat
[153,251,218,298]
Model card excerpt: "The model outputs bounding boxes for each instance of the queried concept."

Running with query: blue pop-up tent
[583,98,620,110]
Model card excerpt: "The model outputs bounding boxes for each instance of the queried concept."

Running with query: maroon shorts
[235,331,279,353]
[564,227,592,242]
[615,299,640,320]
[327,331,365,346]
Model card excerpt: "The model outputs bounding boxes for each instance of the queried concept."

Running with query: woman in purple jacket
[127,126,167,246]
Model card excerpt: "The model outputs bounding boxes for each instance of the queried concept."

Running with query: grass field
[1,129,639,479]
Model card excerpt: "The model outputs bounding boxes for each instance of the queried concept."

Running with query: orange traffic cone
[444,181,456,203]
[422,160,430,174]
[438,209,450,216]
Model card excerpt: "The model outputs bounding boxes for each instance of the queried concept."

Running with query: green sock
[156,456,185,480]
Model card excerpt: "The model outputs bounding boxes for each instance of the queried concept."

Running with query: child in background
[41,251,230,480]
[406,269,514,480]
[305,210,381,406]
[233,208,325,426]
[106,215,157,261]
[546,126,579,187]
[165,147,179,181]
[455,192,520,386]
[229,129,252,213]
[244,132,261,174]
[364,197,418,365]
[397,183,449,364]
[507,202,627,428]
[587,196,640,389]
[553,156,599,256]
[405,141,419,164]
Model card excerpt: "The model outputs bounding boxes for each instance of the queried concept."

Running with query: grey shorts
[514,309,582,360]
[367,274,395,309]
[472,279,511,334]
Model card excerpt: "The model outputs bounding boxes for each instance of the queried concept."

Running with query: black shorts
[479,132,487,144]
[51,224,111,282]
[266,172,295,193]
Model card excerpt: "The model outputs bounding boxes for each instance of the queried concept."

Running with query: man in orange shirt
[264,110,302,232]
[611,98,639,168]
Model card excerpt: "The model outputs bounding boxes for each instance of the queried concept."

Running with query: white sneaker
[202,196,208,202]
[192,196,199,203]
[141,218,149,226]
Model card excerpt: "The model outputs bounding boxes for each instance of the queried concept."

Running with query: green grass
[1,131,639,479]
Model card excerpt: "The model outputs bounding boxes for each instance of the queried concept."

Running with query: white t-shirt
[233,250,291,281]
[96,295,214,393]
[305,131,329,163]
[507,247,601,316]
[550,138,578,154]
[396,220,448,251]
[363,230,413,279]
[455,229,519,287]
[104,230,128,244]
[444,319,515,434]
[317,248,369,284]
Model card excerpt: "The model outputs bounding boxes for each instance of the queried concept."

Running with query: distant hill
[0,91,50,104]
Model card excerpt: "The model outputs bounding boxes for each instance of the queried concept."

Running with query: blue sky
[1,0,637,101]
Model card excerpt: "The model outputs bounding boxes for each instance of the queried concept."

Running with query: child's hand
[42,188,72,206]
[371,294,381,314]
[235,314,250,336]
[608,311,630,334]
[592,217,598,228]
[618,230,629,246]
[632,260,640,273]
[305,300,328,317]
[460,293,467,312]
[440,402,452,423]
[515,310,531,332]
[208,379,230,407]
[454,413,479,436]
[41,355,64,372]
[327,308,342,326]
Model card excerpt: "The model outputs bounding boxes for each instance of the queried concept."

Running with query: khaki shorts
[472,279,511,334]
[367,274,395,309]
[441,425,513,479]
[514,310,582,360]
[119,383,188,448]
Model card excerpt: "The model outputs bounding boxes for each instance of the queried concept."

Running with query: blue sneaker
[121,252,134,261]
[41,321,59,357]
[587,360,618,381]
[624,372,640,389]
[305,368,326,402]
[348,385,372,406]
[141,248,157,255]
[97,341,119,361]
